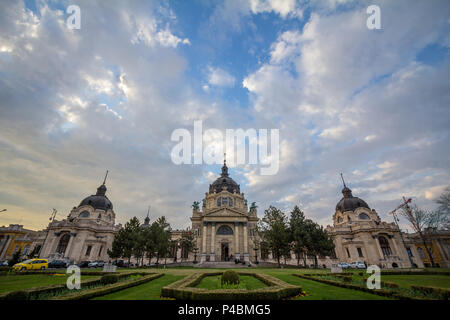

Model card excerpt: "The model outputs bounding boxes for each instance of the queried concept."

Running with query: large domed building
[326,179,423,268]
[36,173,121,263]
[191,159,259,263]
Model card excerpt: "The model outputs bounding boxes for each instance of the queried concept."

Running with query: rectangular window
[357,247,364,257]
[85,245,92,256]
[346,248,351,258]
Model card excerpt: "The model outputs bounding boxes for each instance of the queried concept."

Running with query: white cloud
[207,66,236,87]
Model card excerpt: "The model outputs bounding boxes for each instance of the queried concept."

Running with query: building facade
[190,160,259,263]
[410,229,450,268]
[326,184,424,268]
[0,224,38,261]
[36,180,121,263]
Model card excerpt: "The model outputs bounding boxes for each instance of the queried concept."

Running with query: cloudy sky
[0,0,449,232]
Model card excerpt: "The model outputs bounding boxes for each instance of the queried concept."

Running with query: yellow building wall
[415,239,449,267]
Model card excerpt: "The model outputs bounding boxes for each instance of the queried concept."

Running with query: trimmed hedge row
[0,272,152,300]
[5,270,121,276]
[410,285,449,300]
[161,272,301,300]
[293,274,423,300]
[50,273,164,300]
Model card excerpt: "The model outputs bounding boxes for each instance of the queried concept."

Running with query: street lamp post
[38,209,57,258]
[193,247,198,264]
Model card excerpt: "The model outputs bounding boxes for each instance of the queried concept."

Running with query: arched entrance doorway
[56,233,70,256]
[221,242,230,261]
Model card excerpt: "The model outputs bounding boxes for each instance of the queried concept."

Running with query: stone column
[243,222,249,262]
[0,236,12,259]
[234,222,240,260]
[390,235,400,256]
[210,222,216,262]
[373,235,384,262]
[64,233,76,260]
[201,222,207,263]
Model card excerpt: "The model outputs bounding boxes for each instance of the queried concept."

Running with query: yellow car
[13,259,48,271]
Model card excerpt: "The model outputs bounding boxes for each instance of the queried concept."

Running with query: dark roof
[336,187,370,212]
[79,184,113,210]
[209,160,240,194]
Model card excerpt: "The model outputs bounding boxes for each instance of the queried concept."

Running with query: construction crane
[388,197,415,268]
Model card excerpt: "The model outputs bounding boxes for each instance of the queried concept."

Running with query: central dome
[336,186,369,212]
[209,160,240,194]
[79,183,113,210]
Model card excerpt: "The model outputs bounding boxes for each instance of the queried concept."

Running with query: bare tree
[400,204,435,267]
[432,186,450,230]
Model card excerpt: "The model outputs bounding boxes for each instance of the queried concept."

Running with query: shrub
[410,285,449,300]
[161,272,301,300]
[221,270,240,286]
[4,290,29,300]
[381,281,399,289]
[100,274,119,285]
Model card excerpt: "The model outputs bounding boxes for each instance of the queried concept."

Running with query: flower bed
[161,272,301,300]
[293,274,439,300]
[50,273,163,300]
[0,272,155,300]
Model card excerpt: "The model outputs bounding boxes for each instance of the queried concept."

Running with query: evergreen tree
[260,206,291,268]
[289,206,308,266]
[179,229,194,262]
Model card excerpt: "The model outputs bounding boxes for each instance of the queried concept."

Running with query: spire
[144,205,150,225]
[103,170,109,185]
[340,173,352,198]
[340,173,347,188]
[96,170,108,196]
[221,152,229,177]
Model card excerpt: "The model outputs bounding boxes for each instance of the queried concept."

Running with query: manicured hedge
[51,273,163,300]
[0,272,153,300]
[221,270,240,285]
[293,274,423,300]
[161,272,301,300]
[410,285,449,300]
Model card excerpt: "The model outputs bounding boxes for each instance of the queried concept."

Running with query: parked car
[336,262,350,269]
[12,259,48,271]
[0,260,9,266]
[349,261,366,269]
[88,261,105,268]
[48,259,69,269]
[77,261,90,268]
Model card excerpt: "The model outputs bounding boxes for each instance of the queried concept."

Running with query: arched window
[378,236,392,257]
[216,225,233,235]
[228,197,233,206]
[358,213,370,220]
[337,216,343,223]
[106,215,111,221]
[56,234,70,255]
[217,197,221,207]
[79,211,90,218]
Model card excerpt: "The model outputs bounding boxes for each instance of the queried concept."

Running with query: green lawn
[195,275,268,290]
[381,275,450,288]
[0,274,98,293]
[93,274,184,300]
[262,271,390,300]
[3,267,447,300]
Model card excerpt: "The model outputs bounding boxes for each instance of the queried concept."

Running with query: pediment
[205,207,246,217]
